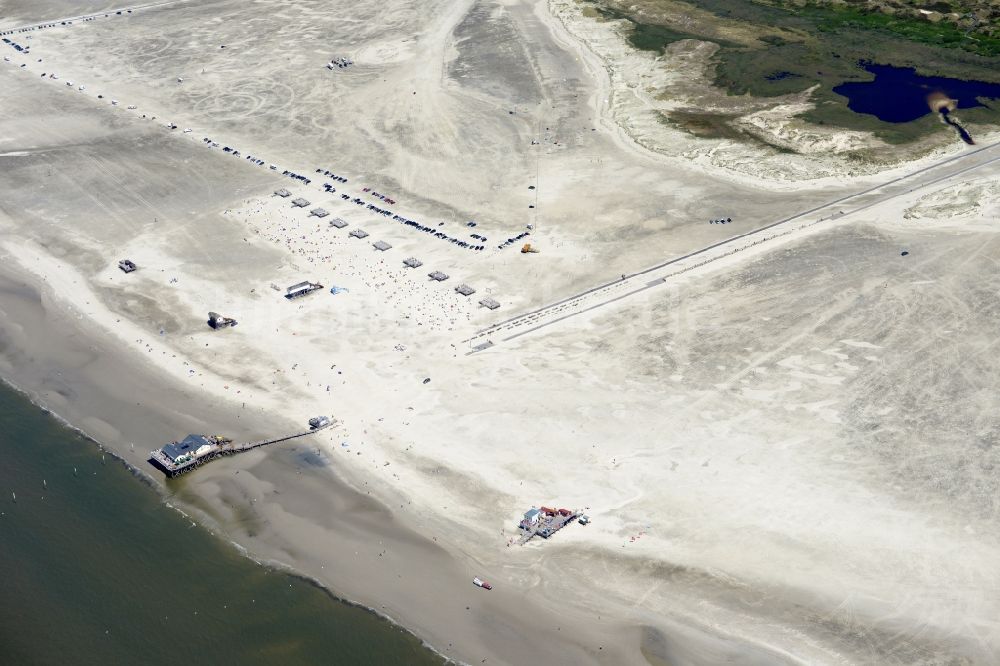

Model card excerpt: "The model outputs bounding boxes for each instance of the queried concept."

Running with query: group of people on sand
[231,198,478,333]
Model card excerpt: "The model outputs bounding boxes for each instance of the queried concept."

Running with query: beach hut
[455,284,475,296]
[479,297,500,310]
[403,257,423,268]
[207,311,237,329]
[329,217,348,229]
[372,240,392,251]
[428,271,449,282]
[291,197,311,207]
[310,207,329,218]
[285,281,324,299]
[349,228,369,239]
[274,187,291,197]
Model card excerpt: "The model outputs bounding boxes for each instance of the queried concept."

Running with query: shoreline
[0,190,861,666]
[0,260,643,665]
[0,371,453,664]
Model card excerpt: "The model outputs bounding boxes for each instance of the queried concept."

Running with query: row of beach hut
[276,187,501,310]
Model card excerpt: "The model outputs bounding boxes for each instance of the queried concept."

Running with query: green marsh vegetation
[587,0,1000,143]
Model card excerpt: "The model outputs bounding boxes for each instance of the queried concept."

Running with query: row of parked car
[498,231,531,250]
[0,9,129,37]
[316,168,348,183]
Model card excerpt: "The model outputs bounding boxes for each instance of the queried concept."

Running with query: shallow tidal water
[0,381,443,665]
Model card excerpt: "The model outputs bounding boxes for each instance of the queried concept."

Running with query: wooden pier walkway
[150,424,332,478]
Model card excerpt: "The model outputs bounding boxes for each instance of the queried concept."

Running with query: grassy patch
[594,3,742,50]
[592,0,1000,143]
[801,5,1000,58]
[629,20,709,50]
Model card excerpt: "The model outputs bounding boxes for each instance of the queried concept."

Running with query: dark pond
[833,63,1000,123]
[765,71,799,81]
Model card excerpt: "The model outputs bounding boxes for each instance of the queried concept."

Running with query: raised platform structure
[150,418,334,478]
[516,506,580,545]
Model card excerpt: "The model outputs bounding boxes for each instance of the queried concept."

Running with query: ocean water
[0,381,443,665]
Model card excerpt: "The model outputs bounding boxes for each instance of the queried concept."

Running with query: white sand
[2,1,1000,664]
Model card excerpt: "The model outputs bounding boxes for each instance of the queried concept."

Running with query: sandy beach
[3,0,1000,663]
[0,256,637,665]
